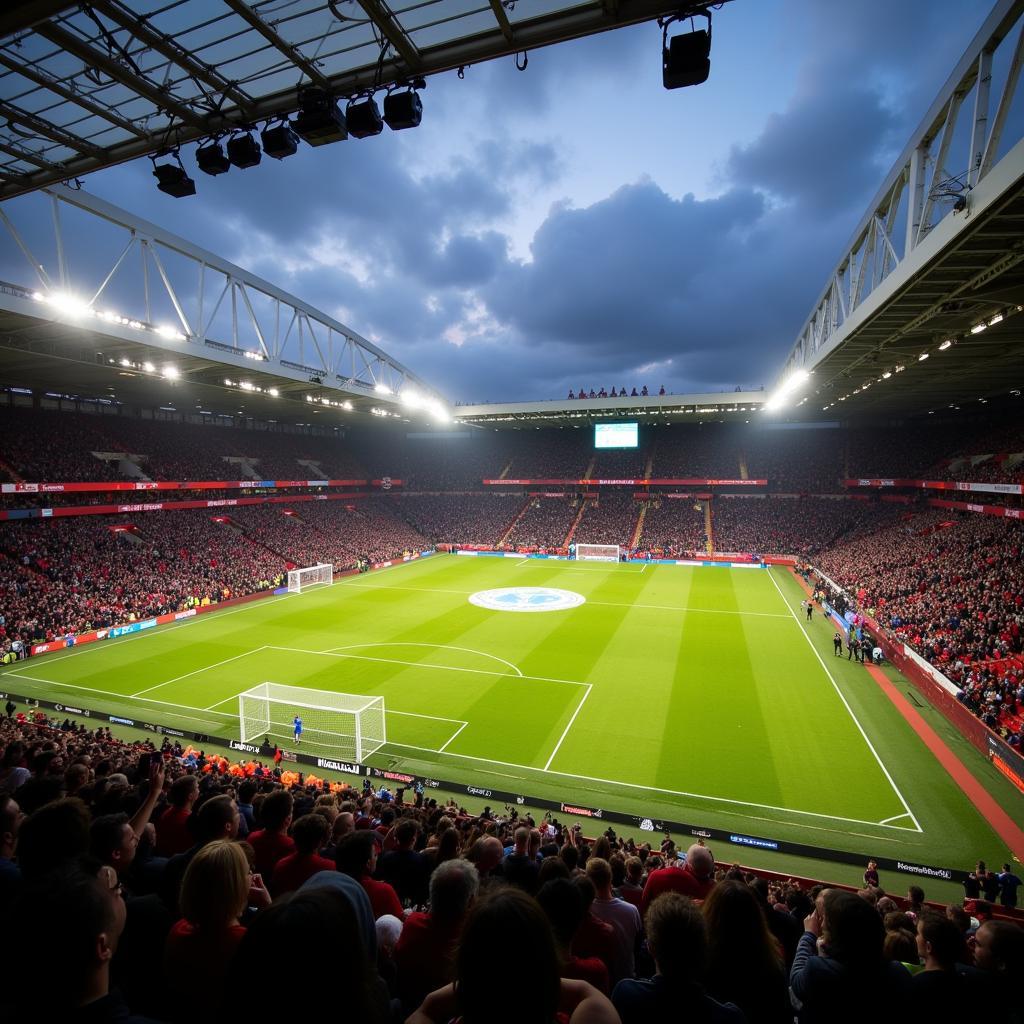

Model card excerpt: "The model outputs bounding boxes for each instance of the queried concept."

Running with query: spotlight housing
[151,152,196,198]
[293,88,347,146]
[196,141,230,176]
[227,132,262,169]
[346,96,384,139]
[384,90,423,131]
[261,122,299,160]
[662,11,712,89]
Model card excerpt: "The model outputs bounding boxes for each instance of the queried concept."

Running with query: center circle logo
[468,587,586,613]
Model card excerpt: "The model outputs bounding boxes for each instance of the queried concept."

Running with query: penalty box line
[765,568,922,833]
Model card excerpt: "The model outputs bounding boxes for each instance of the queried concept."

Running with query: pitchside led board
[594,422,638,449]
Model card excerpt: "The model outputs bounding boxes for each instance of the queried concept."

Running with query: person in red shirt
[336,829,403,920]
[271,812,334,896]
[163,840,269,1022]
[537,876,611,995]
[641,843,716,919]
[395,858,479,1014]
[155,775,198,857]
[247,789,296,881]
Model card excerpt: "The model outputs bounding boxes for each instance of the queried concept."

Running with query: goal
[287,563,333,593]
[238,682,386,762]
[575,543,620,562]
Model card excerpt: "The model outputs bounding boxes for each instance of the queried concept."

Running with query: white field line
[2,671,235,721]
[324,642,523,677]
[131,647,269,697]
[378,739,920,833]
[878,812,915,826]
[543,683,593,771]
[281,646,588,689]
[513,561,646,573]
[438,720,469,753]
[765,569,923,833]
[340,581,792,618]
[389,709,467,724]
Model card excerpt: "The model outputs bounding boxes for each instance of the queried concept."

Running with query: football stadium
[1,2,1023,1022]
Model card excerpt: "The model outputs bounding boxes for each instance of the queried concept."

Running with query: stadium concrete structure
[0,6,1023,1019]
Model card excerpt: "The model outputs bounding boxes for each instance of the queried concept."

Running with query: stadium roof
[0,0,703,201]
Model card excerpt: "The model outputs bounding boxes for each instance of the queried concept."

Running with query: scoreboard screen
[594,422,638,449]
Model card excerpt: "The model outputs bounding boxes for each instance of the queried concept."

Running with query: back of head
[702,879,779,973]
[585,856,612,892]
[180,839,249,929]
[537,877,586,947]
[822,890,885,970]
[17,798,90,881]
[336,830,375,877]
[686,843,714,880]
[646,892,706,983]
[291,813,329,855]
[975,919,1024,975]
[10,859,119,1004]
[168,774,197,808]
[231,888,387,1022]
[882,928,918,964]
[259,789,293,831]
[455,888,560,1024]
[429,858,479,924]
[194,794,238,843]
[395,817,418,848]
[917,913,962,970]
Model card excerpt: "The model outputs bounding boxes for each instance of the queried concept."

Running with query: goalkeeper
[293,714,303,745]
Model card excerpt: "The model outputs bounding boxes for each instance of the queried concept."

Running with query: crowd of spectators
[639,500,707,555]
[505,499,579,550]
[0,513,284,650]
[393,494,524,548]
[711,499,903,557]
[815,510,1023,741]
[566,385,665,399]
[575,494,643,548]
[1,712,1021,1023]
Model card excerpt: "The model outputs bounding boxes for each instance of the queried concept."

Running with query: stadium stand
[0,712,1021,1022]
[504,498,579,550]
[638,499,708,554]
[573,493,642,547]
[392,494,525,548]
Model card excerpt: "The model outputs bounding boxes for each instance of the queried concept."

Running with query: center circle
[468,586,586,613]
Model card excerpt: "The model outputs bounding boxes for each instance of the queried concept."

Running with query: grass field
[3,553,1020,876]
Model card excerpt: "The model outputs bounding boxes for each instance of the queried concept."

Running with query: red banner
[1,478,402,494]
[927,498,1022,519]
[845,478,1022,494]
[483,478,767,486]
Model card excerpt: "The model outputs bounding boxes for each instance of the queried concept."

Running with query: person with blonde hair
[163,839,267,1019]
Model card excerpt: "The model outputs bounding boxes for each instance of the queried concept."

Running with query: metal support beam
[0,50,149,139]
[0,100,106,159]
[221,0,332,91]
[356,0,422,70]
[33,20,209,132]
[0,138,62,171]
[90,0,254,115]
[488,0,515,43]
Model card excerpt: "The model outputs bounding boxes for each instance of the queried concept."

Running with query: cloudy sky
[1,0,985,403]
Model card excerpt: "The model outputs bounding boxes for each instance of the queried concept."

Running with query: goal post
[575,543,620,562]
[238,682,385,762]
[287,563,333,593]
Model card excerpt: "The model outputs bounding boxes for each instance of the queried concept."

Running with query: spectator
[269,812,334,896]
[156,776,198,857]
[789,889,911,1022]
[246,789,295,880]
[394,857,479,1013]
[703,879,790,1023]
[408,886,618,1024]
[911,913,974,1017]
[586,856,642,984]
[377,815,429,906]
[641,842,715,917]
[335,830,403,920]
[612,891,744,1022]
[537,877,611,995]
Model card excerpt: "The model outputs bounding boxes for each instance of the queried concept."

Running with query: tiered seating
[574,493,641,547]
[505,498,577,549]
[1,714,1021,1023]
[393,494,523,547]
[639,499,707,554]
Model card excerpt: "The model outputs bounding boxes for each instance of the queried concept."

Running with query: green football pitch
[3,554,1019,873]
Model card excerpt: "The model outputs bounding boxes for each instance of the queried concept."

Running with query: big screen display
[594,422,638,449]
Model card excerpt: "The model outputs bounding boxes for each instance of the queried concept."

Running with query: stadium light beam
[763,369,810,412]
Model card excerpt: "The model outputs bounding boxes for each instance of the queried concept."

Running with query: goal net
[575,543,620,562]
[238,682,386,762]
[287,563,333,593]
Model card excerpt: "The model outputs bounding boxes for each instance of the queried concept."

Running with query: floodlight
[261,122,299,160]
[346,96,384,138]
[196,141,231,176]
[662,10,712,90]
[384,90,423,131]
[227,132,262,169]
[152,152,196,198]
[293,88,347,146]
